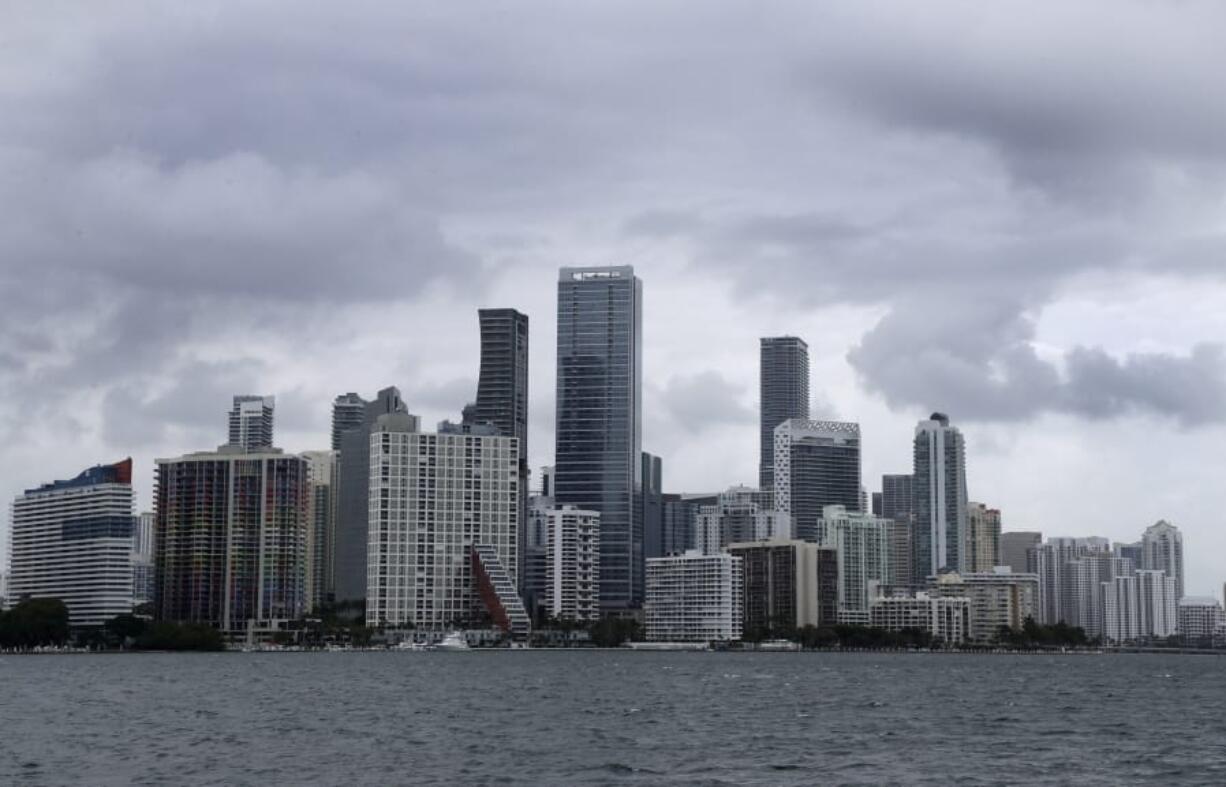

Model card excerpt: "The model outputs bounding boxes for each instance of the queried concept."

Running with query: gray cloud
[653,371,754,434]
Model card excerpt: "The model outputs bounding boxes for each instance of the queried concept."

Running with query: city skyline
[3,3,1226,600]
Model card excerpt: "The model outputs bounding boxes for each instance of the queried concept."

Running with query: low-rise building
[645,551,743,643]
[869,593,969,645]
[931,568,1040,643]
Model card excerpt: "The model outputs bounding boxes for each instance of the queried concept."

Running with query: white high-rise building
[913,413,968,578]
[228,395,275,450]
[1141,521,1184,600]
[815,504,891,624]
[694,486,789,555]
[546,506,601,623]
[1103,575,1141,644]
[645,551,743,642]
[365,413,525,634]
[1136,569,1178,639]
[10,459,135,626]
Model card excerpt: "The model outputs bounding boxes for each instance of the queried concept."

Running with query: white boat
[396,641,428,651]
[435,631,470,651]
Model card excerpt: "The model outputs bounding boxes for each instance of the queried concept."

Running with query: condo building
[815,505,891,624]
[913,413,968,579]
[760,336,810,491]
[546,506,601,623]
[645,551,743,643]
[302,450,336,611]
[965,503,1001,574]
[931,569,1040,643]
[131,510,155,607]
[10,459,135,627]
[227,395,275,451]
[365,413,527,638]
[155,446,308,633]
[1141,521,1184,600]
[1000,532,1041,576]
[1177,597,1225,645]
[554,266,643,611]
[773,419,862,543]
[727,538,838,634]
[869,593,969,645]
[694,486,789,555]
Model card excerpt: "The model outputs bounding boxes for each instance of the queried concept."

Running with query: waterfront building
[913,413,968,578]
[965,503,1001,574]
[1059,552,1131,639]
[727,539,834,635]
[759,336,810,491]
[546,506,601,623]
[773,419,861,543]
[334,387,410,603]
[155,447,308,633]
[1177,597,1225,646]
[641,453,664,559]
[10,459,135,627]
[227,395,275,451]
[1027,537,1112,626]
[0,569,7,608]
[555,266,643,611]
[331,393,367,451]
[365,413,527,638]
[931,568,1040,643]
[884,519,913,588]
[1103,575,1141,644]
[1135,569,1178,639]
[694,486,788,555]
[869,593,969,645]
[815,505,891,624]
[463,308,531,589]
[301,450,336,611]
[523,496,552,623]
[1000,532,1041,575]
[1141,521,1184,600]
[645,551,743,643]
[132,511,155,607]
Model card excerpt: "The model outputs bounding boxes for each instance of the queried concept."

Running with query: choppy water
[1,651,1224,785]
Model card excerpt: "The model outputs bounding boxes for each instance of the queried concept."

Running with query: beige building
[931,568,1040,643]
[965,503,1002,574]
[870,593,969,644]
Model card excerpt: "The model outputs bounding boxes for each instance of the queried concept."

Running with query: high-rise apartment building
[870,593,969,645]
[132,510,155,607]
[694,486,788,555]
[727,539,836,635]
[10,459,135,627]
[155,446,308,633]
[965,503,1002,573]
[880,474,913,522]
[773,419,861,543]
[816,505,891,624]
[884,520,914,588]
[301,450,336,612]
[645,551,743,642]
[331,393,367,451]
[334,387,410,603]
[555,266,643,611]
[546,506,601,623]
[1000,532,1041,575]
[913,413,968,579]
[364,413,525,636]
[931,568,1039,643]
[1141,521,1184,600]
[759,337,810,491]
[1135,569,1178,639]
[1103,575,1142,644]
[228,395,275,451]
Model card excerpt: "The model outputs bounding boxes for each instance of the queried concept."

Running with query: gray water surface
[1,651,1223,785]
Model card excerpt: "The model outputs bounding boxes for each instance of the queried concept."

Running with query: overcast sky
[2,1,1225,597]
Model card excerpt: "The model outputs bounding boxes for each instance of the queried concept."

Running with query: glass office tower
[554,266,643,611]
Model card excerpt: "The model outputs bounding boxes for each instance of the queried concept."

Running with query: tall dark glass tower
[465,308,530,589]
[760,337,810,491]
[773,419,861,543]
[331,393,367,451]
[555,266,643,611]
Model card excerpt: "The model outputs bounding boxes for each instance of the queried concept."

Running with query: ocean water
[1,651,1223,785]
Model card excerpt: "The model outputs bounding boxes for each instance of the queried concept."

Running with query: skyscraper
[880,474,915,587]
[302,449,336,611]
[334,387,411,603]
[554,266,643,612]
[641,453,664,559]
[880,474,914,522]
[331,392,367,451]
[546,506,601,623]
[773,419,862,543]
[1141,520,1184,600]
[759,337,810,490]
[155,446,308,632]
[1000,531,1042,575]
[694,486,789,555]
[365,412,525,637]
[131,510,155,607]
[913,413,968,579]
[228,395,275,450]
[965,502,1002,573]
[10,459,135,627]
[816,504,891,624]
